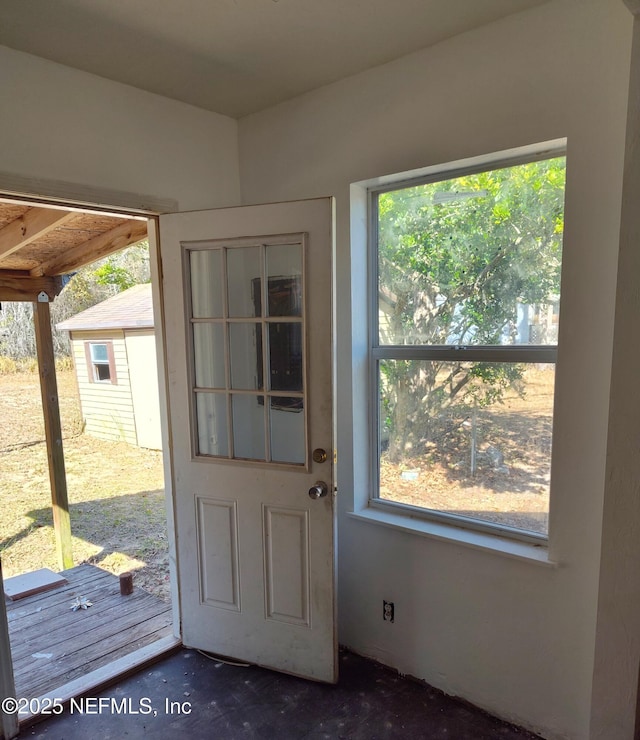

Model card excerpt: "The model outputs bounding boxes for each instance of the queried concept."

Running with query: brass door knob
[312,448,328,464]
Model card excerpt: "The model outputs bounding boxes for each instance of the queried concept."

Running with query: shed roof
[57,283,154,332]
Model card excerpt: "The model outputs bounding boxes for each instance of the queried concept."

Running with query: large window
[370,151,566,541]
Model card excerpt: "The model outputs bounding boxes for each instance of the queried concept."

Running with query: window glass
[269,323,303,392]
[232,393,265,460]
[190,249,223,319]
[266,244,303,317]
[196,392,229,456]
[378,360,554,535]
[193,323,226,389]
[372,154,566,539]
[187,240,307,466]
[270,398,305,464]
[227,247,261,318]
[90,343,108,363]
[378,158,565,347]
[229,323,261,390]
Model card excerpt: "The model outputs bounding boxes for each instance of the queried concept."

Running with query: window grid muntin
[186,236,307,467]
[260,243,271,462]
[368,150,566,543]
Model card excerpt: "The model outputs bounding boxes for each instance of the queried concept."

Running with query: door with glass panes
[160,198,336,682]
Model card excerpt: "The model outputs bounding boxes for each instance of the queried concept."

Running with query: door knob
[308,481,328,500]
[312,448,328,464]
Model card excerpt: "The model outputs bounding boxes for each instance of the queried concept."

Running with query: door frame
[0,184,181,710]
[0,558,18,740]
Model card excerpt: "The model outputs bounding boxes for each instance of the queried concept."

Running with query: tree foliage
[378,157,566,462]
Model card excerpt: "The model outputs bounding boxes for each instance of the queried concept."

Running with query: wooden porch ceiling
[0,202,148,302]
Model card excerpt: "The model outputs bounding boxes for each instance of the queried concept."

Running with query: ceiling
[0,0,549,118]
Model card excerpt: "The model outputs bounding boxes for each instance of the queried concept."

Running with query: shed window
[86,341,117,384]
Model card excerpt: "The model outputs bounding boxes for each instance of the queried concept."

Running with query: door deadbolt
[308,481,329,500]
[312,448,328,464]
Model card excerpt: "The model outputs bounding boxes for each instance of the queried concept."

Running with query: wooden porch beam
[30,219,148,277]
[0,207,75,262]
[33,300,73,571]
[0,274,64,302]
[0,269,31,278]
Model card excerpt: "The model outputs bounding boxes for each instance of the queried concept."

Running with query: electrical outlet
[383,600,394,623]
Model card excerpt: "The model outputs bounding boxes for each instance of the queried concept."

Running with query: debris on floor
[70,595,93,611]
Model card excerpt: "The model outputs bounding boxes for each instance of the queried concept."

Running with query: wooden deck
[5,564,173,699]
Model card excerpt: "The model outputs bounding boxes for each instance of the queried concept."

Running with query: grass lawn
[0,369,170,601]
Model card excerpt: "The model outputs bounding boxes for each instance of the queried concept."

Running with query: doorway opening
[0,195,179,719]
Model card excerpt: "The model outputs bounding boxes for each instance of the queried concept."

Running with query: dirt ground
[380,368,554,535]
[0,370,170,601]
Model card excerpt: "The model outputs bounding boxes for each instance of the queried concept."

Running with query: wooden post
[33,299,73,571]
[0,559,19,740]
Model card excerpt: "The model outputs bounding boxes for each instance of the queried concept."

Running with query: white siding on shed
[125,330,162,450]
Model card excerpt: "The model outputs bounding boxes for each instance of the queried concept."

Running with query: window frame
[367,147,566,546]
[85,340,117,385]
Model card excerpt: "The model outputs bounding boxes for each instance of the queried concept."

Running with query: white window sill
[347,505,556,566]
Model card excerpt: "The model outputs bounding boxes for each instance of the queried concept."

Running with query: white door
[159,198,336,682]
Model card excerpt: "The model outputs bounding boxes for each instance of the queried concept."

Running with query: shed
[57,283,161,450]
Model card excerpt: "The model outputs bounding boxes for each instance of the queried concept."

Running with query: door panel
[263,505,310,626]
[196,496,240,611]
[160,199,336,682]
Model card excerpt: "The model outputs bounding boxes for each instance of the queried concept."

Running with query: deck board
[5,563,173,699]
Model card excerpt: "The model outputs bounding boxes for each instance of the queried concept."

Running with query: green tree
[50,241,151,354]
[378,157,565,463]
[92,242,150,291]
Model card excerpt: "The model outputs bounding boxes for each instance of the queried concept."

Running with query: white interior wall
[590,9,640,738]
[0,45,240,212]
[238,1,632,738]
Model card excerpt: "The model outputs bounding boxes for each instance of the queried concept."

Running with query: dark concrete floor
[26,649,541,739]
